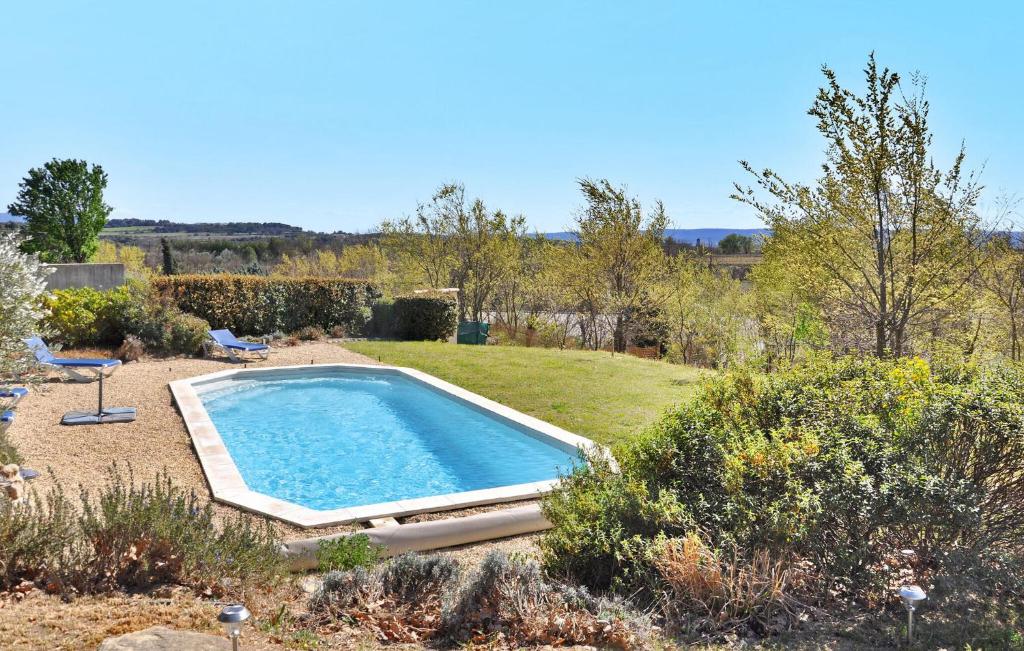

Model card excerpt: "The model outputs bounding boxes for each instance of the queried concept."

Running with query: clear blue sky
[1,1,1020,233]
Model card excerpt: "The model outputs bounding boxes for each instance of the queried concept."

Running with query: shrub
[42,283,211,356]
[165,312,210,355]
[43,286,127,347]
[0,483,79,591]
[329,324,346,339]
[541,355,1024,609]
[152,275,380,336]
[310,553,461,643]
[0,430,22,466]
[367,300,395,338]
[315,533,384,572]
[310,551,639,647]
[75,467,282,595]
[653,534,807,636]
[116,334,145,361]
[442,551,638,648]
[0,232,50,380]
[294,325,325,341]
[391,293,458,341]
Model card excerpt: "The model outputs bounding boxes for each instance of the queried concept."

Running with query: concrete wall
[45,263,125,291]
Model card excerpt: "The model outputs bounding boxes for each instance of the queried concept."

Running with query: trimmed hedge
[153,275,381,336]
[392,293,458,341]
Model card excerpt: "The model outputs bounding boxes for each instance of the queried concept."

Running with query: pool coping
[169,362,600,528]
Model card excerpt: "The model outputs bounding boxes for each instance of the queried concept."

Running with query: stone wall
[45,263,125,291]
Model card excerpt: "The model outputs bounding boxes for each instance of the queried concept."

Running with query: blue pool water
[198,369,581,511]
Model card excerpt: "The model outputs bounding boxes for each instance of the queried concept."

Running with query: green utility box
[457,321,490,345]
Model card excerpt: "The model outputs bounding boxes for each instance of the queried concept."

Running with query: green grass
[343,341,704,446]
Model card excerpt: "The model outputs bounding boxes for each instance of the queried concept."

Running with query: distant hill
[105,218,305,236]
[542,228,769,245]
[0,212,22,223]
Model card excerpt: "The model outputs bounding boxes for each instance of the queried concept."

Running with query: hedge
[392,293,459,341]
[153,275,381,336]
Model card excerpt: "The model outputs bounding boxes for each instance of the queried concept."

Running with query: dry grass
[654,534,811,637]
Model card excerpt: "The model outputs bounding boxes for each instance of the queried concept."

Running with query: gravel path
[6,340,541,558]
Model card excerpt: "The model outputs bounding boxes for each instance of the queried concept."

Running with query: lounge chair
[206,329,270,362]
[0,388,27,408]
[1,410,12,432]
[22,336,136,426]
[24,336,121,383]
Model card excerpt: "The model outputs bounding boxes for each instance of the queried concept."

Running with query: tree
[662,254,753,366]
[8,158,112,262]
[979,236,1024,360]
[718,233,753,254]
[735,54,988,357]
[161,238,178,275]
[0,234,51,379]
[92,240,152,280]
[563,179,668,352]
[381,184,525,322]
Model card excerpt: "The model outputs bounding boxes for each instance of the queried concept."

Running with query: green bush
[391,293,458,341]
[368,300,395,338]
[41,283,211,356]
[541,355,1024,605]
[153,274,380,336]
[316,533,384,572]
[43,286,128,347]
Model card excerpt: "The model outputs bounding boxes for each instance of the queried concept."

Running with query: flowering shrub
[153,275,380,336]
[0,233,50,378]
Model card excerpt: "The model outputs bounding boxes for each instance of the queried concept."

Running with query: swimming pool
[170,364,595,527]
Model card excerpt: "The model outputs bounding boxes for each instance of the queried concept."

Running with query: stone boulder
[98,626,230,650]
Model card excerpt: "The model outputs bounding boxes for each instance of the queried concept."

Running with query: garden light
[899,585,926,644]
[218,603,251,650]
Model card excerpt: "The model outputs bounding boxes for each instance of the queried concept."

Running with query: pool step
[368,517,400,528]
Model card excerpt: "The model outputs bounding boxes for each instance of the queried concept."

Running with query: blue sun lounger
[1,410,13,432]
[0,387,28,408]
[23,336,136,426]
[207,329,270,362]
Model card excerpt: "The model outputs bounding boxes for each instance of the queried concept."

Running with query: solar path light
[899,585,926,644]
[218,603,251,651]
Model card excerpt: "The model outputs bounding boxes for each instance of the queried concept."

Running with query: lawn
[343,341,704,446]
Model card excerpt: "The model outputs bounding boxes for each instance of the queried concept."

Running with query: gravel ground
[6,340,542,557]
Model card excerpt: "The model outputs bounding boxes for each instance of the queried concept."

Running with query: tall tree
[160,238,178,275]
[734,54,987,357]
[564,179,668,352]
[8,158,112,263]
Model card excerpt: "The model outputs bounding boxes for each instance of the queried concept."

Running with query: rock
[98,626,230,650]
[300,575,323,594]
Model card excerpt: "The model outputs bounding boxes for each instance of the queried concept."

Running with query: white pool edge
[170,362,603,529]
